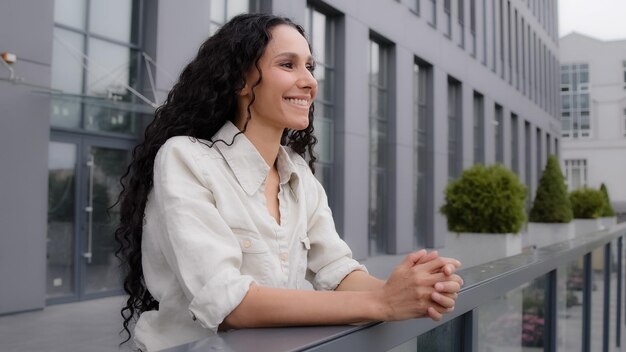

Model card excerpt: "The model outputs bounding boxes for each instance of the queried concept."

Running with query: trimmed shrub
[569,187,605,219]
[529,155,573,223]
[600,183,615,217]
[441,164,527,233]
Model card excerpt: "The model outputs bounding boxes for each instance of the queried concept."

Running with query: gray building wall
[0,0,560,314]
[0,0,54,314]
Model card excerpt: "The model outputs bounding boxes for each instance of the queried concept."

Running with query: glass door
[47,133,133,303]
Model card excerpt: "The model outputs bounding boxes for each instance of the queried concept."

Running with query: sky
[558,0,626,40]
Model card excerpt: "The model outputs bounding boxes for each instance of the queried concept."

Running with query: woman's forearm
[222,283,386,329]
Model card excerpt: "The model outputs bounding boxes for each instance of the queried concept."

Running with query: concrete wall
[0,0,54,314]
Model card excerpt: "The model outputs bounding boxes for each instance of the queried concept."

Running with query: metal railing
[165,223,626,352]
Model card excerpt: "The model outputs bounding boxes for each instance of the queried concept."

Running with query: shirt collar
[212,121,300,201]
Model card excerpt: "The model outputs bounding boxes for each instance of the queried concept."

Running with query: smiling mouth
[283,98,309,107]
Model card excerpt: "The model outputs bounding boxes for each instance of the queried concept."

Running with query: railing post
[546,269,557,352]
[604,243,611,352]
[462,310,478,352]
[583,252,592,352]
[617,236,623,347]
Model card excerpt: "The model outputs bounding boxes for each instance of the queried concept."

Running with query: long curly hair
[115,13,318,345]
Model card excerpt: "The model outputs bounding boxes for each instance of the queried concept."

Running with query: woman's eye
[281,62,293,69]
[306,64,316,72]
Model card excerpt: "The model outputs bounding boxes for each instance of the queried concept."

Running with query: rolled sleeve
[303,172,367,291]
[151,138,253,330]
[188,268,254,331]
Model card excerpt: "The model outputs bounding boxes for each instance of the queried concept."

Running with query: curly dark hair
[115,13,318,345]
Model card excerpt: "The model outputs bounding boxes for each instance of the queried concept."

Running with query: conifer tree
[529,155,573,223]
[600,183,615,217]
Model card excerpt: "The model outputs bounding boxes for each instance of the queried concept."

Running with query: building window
[511,113,519,173]
[413,60,432,247]
[561,63,590,138]
[209,0,258,35]
[429,0,437,27]
[458,0,465,48]
[521,18,526,94]
[499,0,504,78]
[507,1,512,84]
[495,104,504,163]
[409,0,420,15]
[536,127,542,184]
[470,0,476,56]
[473,92,485,164]
[444,0,452,38]
[524,121,532,210]
[564,159,587,191]
[369,39,392,255]
[623,60,626,89]
[304,6,336,206]
[623,108,626,136]
[448,77,462,179]
[50,0,145,135]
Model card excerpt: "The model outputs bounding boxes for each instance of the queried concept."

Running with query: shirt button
[243,240,252,248]
[280,252,288,261]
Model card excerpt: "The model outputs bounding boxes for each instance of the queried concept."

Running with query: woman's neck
[236,118,283,167]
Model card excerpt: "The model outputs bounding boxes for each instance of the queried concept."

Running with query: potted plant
[440,164,527,268]
[569,187,606,236]
[599,183,617,229]
[526,155,574,248]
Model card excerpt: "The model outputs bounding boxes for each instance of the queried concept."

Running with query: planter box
[572,218,603,237]
[441,232,522,269]
[599,216,617,230]
[523,222,575,249]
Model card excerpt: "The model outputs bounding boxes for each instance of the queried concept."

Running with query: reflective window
[448,78,462,179]
[53,0,86,30]
[210,0,257,35]
[560,63,591,138]
[473,92,484,164]
[495,104,504,164]
[414,61,431,247]
[388,317,463,351]
[51,0,145,135]
[305,6,336,206]
[89,0,139,43]
[369,39,391,255]
[47,142,77,299]
[86,38,138,100]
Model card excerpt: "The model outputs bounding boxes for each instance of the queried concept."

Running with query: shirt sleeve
[303,170,367,291]
[150,138,254,332]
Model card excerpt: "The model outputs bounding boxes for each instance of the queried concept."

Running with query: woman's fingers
[435,281,461,294]
[420,257,462,273]
[431,292,456,309]
[427,307,443,321]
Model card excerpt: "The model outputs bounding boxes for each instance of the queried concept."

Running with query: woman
[116,13,463,352]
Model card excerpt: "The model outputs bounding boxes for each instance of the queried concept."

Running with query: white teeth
[284,98,308,106]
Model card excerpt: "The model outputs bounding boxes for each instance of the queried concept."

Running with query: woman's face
[240,24,318,132]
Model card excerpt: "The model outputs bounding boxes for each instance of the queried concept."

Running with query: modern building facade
[559,32,626,213]
[0,0,560,315]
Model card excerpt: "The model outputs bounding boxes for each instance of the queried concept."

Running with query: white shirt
[135,121,366,351]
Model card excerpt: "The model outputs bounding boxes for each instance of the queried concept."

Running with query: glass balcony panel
[557,258,584,350]
[477,275,548,350]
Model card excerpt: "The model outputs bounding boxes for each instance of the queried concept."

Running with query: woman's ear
[239,84,249,96]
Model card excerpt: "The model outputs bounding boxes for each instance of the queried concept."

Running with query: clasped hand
[378,250,463,321]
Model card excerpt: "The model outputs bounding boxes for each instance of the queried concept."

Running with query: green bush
[569,187,605,219]
[600,183,615,217]
[440,164,527,233]
[529,155,573,223]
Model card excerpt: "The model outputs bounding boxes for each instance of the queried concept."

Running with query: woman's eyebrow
[274,52,314,62]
